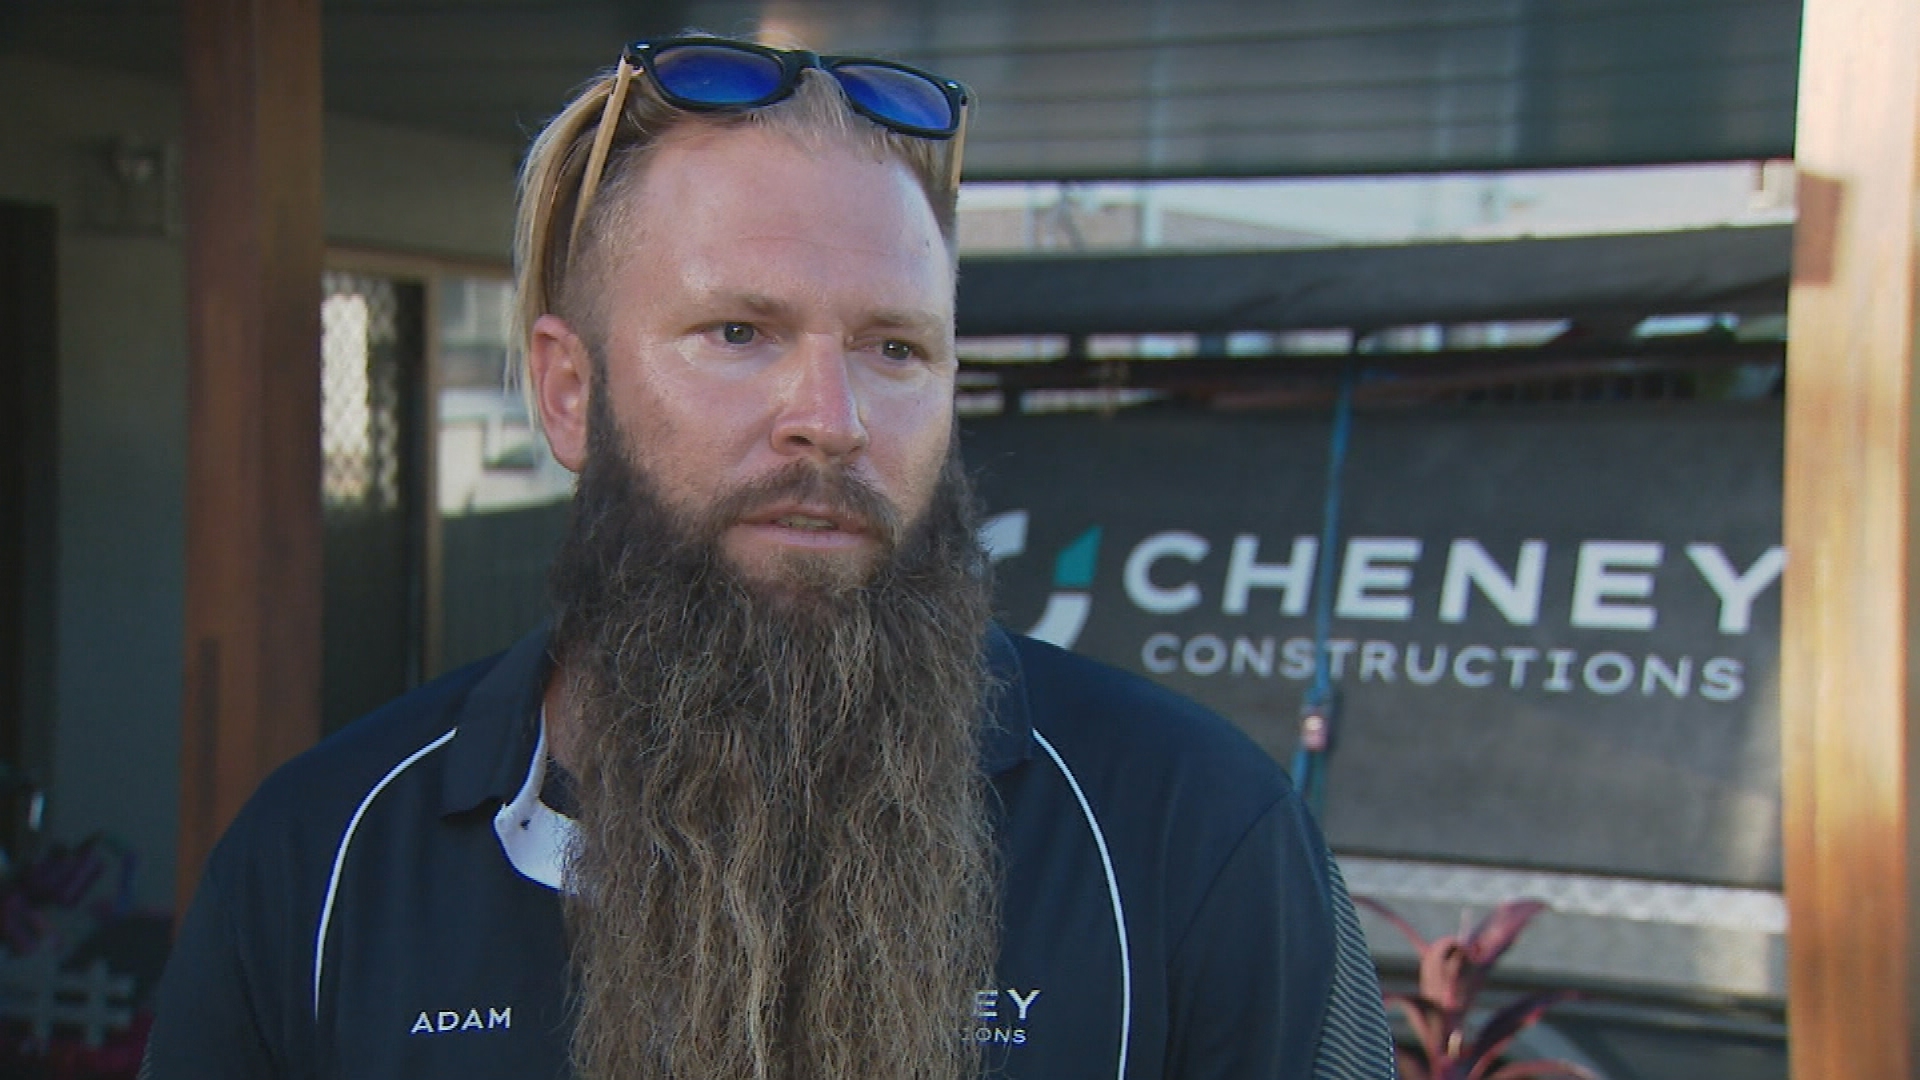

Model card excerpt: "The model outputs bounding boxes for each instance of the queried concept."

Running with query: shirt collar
[979,623,1037,775]
[439,620,1038,818]
[439,624,553,816]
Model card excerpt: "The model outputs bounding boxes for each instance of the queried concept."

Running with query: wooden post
[178,0,324,916]
[1781,0,1920,1076]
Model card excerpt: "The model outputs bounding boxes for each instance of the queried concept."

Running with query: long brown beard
[549,402,998,1080]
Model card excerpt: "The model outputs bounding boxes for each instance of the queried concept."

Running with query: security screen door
[319,270,428,735]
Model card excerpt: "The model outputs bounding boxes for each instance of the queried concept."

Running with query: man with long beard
[148,36,1395,1080]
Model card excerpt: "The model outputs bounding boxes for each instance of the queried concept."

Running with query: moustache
[706,462,905,551]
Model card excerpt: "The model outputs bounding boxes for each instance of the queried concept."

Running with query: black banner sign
[962,404,1783,888]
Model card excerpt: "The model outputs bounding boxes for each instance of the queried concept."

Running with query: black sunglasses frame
[626,37,971,141]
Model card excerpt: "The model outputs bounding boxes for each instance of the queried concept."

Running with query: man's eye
[720,322,757,345]
[880,340,919,363]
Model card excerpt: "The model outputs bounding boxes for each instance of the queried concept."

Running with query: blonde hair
[511,55,964,427]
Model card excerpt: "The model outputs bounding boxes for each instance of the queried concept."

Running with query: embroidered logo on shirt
[409,1007,513,1035]
[967,987,1041,1046]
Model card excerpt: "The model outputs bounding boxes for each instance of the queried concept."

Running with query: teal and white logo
[980,511,1101,649]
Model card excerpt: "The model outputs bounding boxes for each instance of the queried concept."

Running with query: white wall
[0,53,520,910]
[326,109,518,260]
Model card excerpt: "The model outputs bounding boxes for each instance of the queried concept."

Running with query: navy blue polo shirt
[146,626,1395,1079]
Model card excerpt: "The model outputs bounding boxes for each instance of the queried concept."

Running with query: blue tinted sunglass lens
[651,45,786,105]
[832,64,954,132]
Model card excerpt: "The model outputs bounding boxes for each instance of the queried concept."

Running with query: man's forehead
[629,126,948,258]
[608,129,954,323]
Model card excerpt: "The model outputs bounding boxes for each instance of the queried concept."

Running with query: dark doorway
[319,270,429,734]
[0,201,58,853]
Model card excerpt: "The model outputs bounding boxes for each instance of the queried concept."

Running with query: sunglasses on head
[569,37,971,250]
[633,38,969,139]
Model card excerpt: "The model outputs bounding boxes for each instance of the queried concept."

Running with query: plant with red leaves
[1356,897,1599,1080]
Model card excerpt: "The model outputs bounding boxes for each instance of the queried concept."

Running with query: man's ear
[529,314,592,473]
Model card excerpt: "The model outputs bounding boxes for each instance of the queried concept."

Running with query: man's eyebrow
[865,310,949,336]
[720,292,796,318]
[708,292,948,336]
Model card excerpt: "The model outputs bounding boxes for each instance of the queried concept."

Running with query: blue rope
[1308,362,1357,706]
[1293,361,1358,815]
[1288,741,1322,810]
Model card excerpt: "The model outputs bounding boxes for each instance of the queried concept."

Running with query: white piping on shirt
[1033,729,1132,1080]
[312,728,457,1021]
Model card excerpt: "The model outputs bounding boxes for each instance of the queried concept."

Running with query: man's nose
[769,334,869,462]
